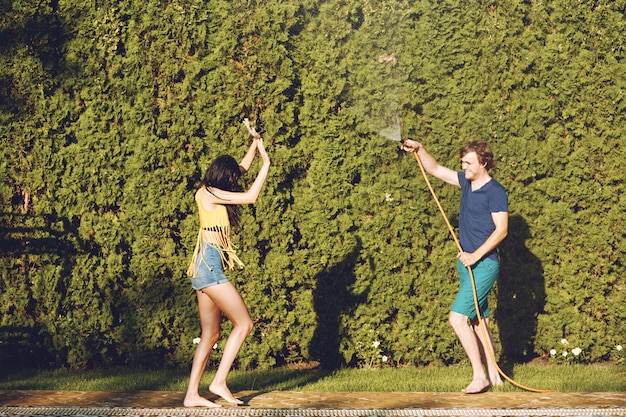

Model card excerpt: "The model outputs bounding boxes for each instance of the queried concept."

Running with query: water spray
[379,120,550,394]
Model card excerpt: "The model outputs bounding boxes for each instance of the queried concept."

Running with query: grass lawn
[1,363,624,392]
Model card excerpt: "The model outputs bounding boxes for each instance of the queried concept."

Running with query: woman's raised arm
[239,119,261,173]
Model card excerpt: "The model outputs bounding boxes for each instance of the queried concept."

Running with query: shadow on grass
[0,365,333,394]
[228,366,334,404]
[0,367,183,391]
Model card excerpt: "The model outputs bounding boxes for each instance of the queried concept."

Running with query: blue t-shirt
[457,172,508,262]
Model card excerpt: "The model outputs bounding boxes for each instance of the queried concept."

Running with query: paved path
[1,390,625,416]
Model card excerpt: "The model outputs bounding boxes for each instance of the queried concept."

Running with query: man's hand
[457,251,480,268]
[401,139,422,152]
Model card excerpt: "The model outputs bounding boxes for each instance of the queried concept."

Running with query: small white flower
[561,339,568,345]
[372,341,380,348]
[572,347,582,356]
[193,337,201,344]
[385,193,394,202]
[213,343,219,350]
[617,345,623,351]
[550,349,557,356]
[381,355,388,363]
[562,351,568,357]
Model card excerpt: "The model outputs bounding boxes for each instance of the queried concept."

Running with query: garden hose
[411,150,551,393]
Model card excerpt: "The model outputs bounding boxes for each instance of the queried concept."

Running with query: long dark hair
[201,155,243,227]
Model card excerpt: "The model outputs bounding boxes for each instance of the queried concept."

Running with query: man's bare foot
[209,382,243,405]
[490,377,504,387]
[461,377,490,394]
[183,394,222,408]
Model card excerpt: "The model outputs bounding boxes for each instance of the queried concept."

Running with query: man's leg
[473,317,503,386]
[449,311,490,393]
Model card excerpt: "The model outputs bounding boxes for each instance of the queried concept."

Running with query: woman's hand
[243,118,261,140]
[257,138,270,164]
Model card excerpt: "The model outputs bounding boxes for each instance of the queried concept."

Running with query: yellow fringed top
[186,190,244,277]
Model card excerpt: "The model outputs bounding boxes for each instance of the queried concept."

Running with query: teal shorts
[451,258,499,322]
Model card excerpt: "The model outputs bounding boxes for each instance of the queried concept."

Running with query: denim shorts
[451,258,499,322]
[190,244,230,291]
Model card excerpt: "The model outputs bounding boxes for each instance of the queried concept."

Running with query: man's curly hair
[460,140,495,171]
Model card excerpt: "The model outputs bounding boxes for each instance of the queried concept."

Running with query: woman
[183,119,270,408]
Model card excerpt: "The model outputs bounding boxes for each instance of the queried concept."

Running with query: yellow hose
[411,151,550,393]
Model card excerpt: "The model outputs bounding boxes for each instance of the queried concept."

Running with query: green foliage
[1,0,624,370]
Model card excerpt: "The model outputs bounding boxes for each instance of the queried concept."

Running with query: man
[402,139,508,394]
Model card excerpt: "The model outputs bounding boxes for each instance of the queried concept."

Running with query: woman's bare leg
[204,282,253,405]
[184,290,222,408]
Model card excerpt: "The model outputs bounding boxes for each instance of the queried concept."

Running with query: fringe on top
[187,192,244,277]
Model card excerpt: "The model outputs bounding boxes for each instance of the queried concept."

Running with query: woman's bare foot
[183,394,222,408]
[209,382,243,405]
[461,377,490,394]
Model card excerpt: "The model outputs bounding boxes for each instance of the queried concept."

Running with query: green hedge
[1,0,624,370]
